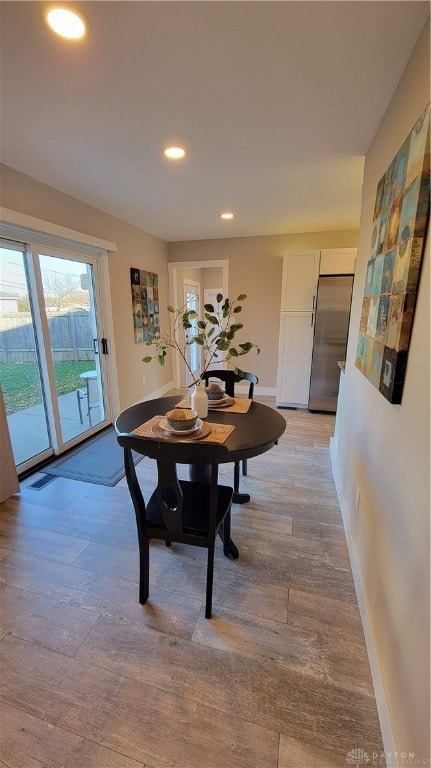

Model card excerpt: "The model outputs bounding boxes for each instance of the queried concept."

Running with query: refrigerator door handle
[311,312,314,327]
[312,294,316,311]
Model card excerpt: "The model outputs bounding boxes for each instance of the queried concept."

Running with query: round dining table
[115,394,286,557]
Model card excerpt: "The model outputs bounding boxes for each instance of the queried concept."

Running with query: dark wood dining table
[115,394,286,557]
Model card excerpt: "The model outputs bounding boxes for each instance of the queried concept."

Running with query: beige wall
[333,20,430,759]
[0,165,171,411]
[169,231,358,388]
[202,267,223,291]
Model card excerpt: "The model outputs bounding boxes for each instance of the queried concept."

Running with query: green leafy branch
[142,293,260,384]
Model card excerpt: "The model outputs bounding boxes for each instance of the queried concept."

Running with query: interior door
[204,288,224,370]
[183,280,201,388]
[0,241,111,473]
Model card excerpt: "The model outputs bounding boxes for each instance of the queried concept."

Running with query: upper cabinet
[280,248,357,311]
[319,248,356,275]
[280,251,320,311]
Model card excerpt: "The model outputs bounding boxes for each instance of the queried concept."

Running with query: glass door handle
[93,338,99,355]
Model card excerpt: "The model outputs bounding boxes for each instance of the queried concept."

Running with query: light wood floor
[0,397,384,768]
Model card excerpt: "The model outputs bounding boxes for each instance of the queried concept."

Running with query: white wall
[332,19,430,762]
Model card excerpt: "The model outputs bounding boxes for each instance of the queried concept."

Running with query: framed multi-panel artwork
[130,268,160,343]
[355,104,430,404]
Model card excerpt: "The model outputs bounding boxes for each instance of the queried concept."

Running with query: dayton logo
[346,749,370,766]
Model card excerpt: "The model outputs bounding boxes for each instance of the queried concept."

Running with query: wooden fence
[0,311,95,363]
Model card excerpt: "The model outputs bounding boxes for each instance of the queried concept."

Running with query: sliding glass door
[37,251,107,443]
[0,240,110,473]
[0,242,51,466]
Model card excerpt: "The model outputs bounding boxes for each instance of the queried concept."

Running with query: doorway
[168,260,229,388]
[0,240,111,473]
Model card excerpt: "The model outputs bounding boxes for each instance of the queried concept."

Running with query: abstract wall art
[130,268,160,343]
[355,104,430,404]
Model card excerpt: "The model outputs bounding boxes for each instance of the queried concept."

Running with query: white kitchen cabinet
[276,312,315,407]
[319,248,356,275]
[280,251,320,312]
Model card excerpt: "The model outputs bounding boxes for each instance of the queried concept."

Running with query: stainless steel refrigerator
[308,275,354,412]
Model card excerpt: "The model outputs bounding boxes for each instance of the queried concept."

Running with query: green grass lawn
[0,361,93,414]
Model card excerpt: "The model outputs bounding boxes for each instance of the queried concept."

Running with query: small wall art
[130,268,160,343]
[355,104,430,404]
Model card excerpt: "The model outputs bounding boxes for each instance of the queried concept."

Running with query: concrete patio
[7,390,102,468]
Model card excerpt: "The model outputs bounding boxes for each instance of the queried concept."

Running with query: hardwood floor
[0,398,384,768]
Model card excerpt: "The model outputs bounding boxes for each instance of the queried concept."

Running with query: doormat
[44,427,143,486]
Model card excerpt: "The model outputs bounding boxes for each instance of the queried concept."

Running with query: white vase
[191,382,208,418]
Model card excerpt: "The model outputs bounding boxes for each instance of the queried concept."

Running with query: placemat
[132,416,235,444]
[176,395,252,414]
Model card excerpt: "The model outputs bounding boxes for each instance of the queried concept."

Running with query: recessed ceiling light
[164,146,186,160]
[44,4,89,40]
[220,212,234,220]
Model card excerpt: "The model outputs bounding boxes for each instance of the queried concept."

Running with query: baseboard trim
[330,437,397,767]
[235,385,277,396]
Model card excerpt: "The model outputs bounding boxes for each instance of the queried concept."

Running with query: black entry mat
[44,427,143,486]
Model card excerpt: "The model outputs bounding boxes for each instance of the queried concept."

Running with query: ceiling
[0,1,429,242]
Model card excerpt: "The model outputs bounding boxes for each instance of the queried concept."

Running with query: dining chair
[116,433,234,619]
[200,369,258,493]
[76,376,99,426]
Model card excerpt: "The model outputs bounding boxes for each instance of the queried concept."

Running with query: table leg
[222,535,239,559]
[234,462,250,504]
[233,491,251,504]
[189,463,240,558]
[191,464,250,504]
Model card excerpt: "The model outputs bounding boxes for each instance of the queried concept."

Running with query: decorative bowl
[166,408,198,431]
[205,383,225,401]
